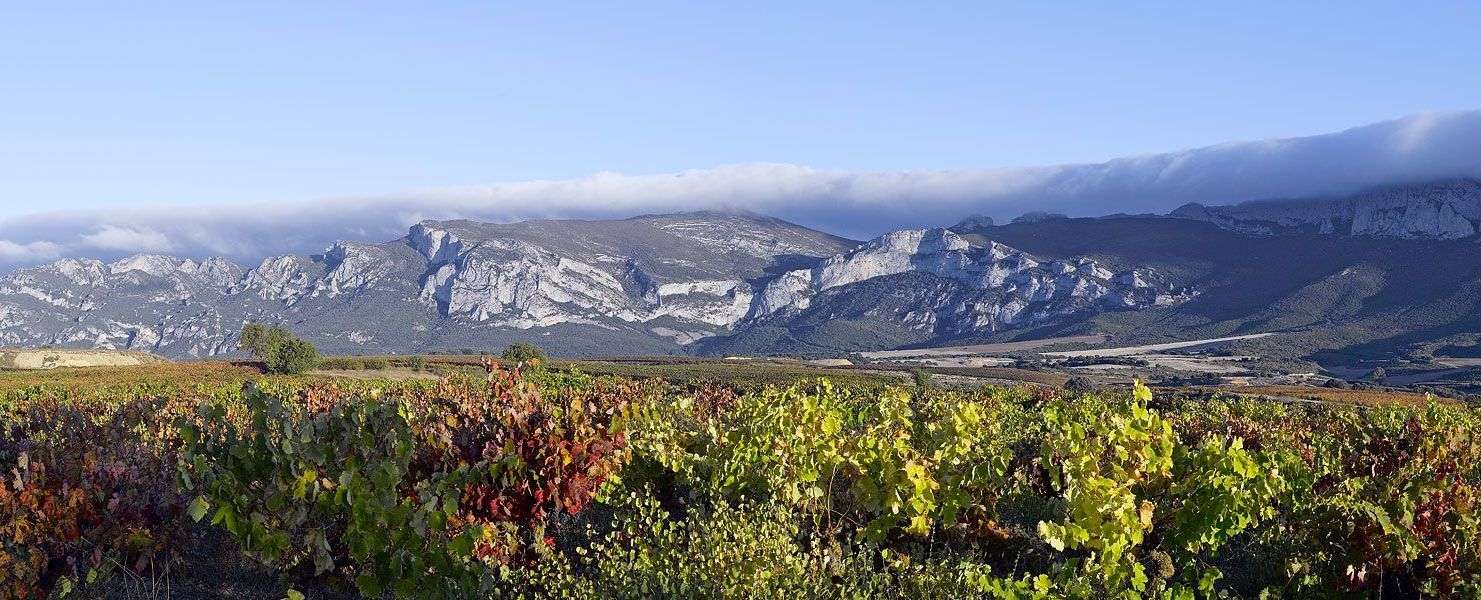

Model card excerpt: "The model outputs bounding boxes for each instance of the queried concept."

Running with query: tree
[240,322,293,359]
[266,337,320,375]
[240,322,320,374]
[501,342,546,366]
[1367,367,1387,383]
[239,322,269,357]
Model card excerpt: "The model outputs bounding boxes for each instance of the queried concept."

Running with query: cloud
[79,225,176,252]
[3,110,1481,271]
[0,240,62,262]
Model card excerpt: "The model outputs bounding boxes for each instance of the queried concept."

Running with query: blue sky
[3,1,1480,217]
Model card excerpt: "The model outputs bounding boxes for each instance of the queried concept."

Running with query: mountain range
[3,178,1480,372]
[0,212,1181,358]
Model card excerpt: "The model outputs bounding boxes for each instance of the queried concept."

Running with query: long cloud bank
[3,110,1481,271]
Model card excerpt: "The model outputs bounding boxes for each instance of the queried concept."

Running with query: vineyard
[0,363,1477,598]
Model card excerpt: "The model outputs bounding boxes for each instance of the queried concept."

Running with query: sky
[2,2,1480,267]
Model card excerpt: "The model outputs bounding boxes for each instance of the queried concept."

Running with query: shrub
[501,342,546,366]
[179,369,645,597]
[240,323,320,374]
[633,380,1025,542]
[264,337,319,375]
[1063,375,1099,393]
[361,357,391,370]
[0,393,195,598]
[239,322,286,358]
[1036,382,1284,594]
[507,488,1048,598]
[911,368,931,389]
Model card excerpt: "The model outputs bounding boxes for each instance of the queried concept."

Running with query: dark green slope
[961,216,1481,368]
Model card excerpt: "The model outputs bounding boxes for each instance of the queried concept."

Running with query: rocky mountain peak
[47,258,110,285]
[109,254,187,277]
[101,254,243,288]
[1171,179,1481,239]
[953,214,996,230]
[408,222,466,264]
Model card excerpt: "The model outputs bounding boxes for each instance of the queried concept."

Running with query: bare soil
[0,348,164,370]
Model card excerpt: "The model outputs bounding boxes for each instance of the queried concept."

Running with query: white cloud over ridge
[3,110,1481,271]
[0,240,61,262]
[79,225,177,253]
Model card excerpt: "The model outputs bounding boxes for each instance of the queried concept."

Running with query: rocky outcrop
[1171,179,1481,239]
[746,228,1187,333]
[418,236,638,327]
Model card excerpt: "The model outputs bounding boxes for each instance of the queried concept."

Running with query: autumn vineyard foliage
[0,364,1477,598]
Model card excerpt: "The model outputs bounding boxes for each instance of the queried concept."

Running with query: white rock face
[1350,197,1475,238]
[106,254,245,292]
[652,280,754,326]
[747,228,1181,332]
[420,237,638,326]
[1172,179,1481,239]
[815,229,974,289]
[313,243,403,298]
[410,225,764,332]
[408,223,466,264]
[52,259,109,285]
[0,253,248,356]
[401,215,860,335]
[750,268,814,315]
[242,255,318,303]
[180,257,244,288]
[109,254,183,277]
